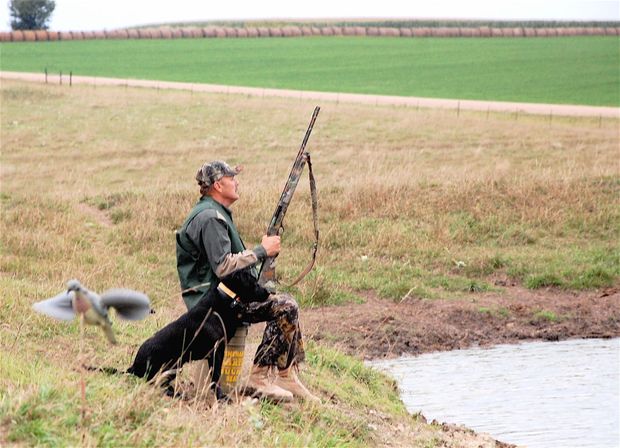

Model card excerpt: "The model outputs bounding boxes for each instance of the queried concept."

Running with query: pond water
[371,338,619,448]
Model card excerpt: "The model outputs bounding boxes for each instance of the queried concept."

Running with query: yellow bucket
[220,324,248,394]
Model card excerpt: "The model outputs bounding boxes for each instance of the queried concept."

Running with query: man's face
[214,175,239,205]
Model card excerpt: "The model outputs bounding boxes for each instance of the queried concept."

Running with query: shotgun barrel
[258,106,320,287]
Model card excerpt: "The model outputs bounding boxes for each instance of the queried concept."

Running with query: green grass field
[1,36,618,106]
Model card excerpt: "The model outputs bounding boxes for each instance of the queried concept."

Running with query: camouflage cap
[195,160,241,188]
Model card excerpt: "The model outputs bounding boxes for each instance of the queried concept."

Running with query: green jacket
[176,196,262,309]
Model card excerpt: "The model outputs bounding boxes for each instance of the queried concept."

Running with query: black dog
[127,268,270,398]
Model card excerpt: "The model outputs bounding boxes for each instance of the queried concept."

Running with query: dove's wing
[100,289,151,320]
[85,289,109,319]
[32,291,76,321]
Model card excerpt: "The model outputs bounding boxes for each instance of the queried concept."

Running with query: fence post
[44,68,48,84]
[69,71,72,87]
[59,71,62,85]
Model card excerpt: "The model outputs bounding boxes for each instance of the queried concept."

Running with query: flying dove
[32,279,151,344]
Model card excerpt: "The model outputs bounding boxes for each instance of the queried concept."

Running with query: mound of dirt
[296,285,620,360]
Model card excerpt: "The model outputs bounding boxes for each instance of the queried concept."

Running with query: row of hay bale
[1,26,618,42]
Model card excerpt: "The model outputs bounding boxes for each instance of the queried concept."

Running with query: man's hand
[261,235,281,257]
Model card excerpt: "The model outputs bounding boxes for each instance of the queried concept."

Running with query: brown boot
[274,366,320,403]
[245,365,293,402]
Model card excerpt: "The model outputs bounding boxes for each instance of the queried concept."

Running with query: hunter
[175,160,319,402]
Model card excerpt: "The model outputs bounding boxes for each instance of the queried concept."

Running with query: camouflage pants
[241,292,305,370]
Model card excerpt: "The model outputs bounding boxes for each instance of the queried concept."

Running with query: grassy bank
[1,336,435,446]
[1,36,619,106]
[1,80,618,445]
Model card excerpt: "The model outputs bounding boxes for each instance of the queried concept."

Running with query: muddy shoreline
[299,284,620,360]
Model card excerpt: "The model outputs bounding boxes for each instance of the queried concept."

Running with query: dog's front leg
[211,341,226,385]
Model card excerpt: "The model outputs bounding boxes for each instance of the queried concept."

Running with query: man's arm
[187,210,267,278]
[213,233,281,278]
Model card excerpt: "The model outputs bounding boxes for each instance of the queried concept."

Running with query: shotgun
[258,106,320,287]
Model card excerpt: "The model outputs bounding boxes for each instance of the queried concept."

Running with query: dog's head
[218,268,271,304]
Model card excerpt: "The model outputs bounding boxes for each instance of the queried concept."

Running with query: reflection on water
[371,338,620,448]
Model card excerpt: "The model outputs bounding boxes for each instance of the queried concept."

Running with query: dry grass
[1,78,617,302]
[1,79,618,445]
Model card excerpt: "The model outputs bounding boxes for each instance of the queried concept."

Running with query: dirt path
[2,71,618,118]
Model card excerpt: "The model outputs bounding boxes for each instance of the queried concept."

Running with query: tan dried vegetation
[1,79,618,446]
